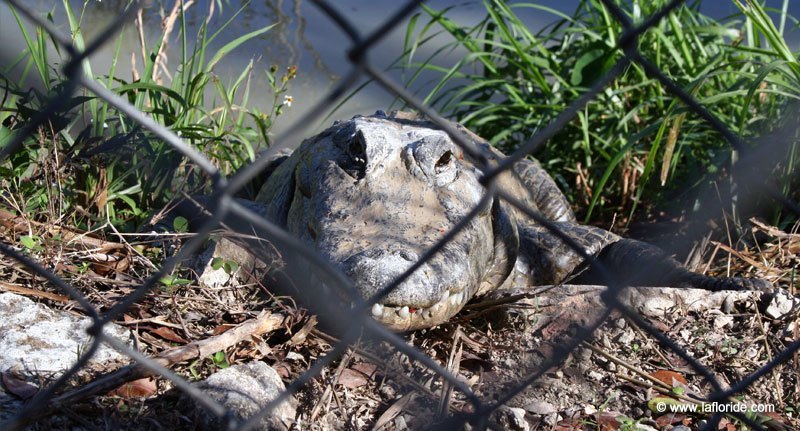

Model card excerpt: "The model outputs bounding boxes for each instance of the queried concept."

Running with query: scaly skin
[240,111,770,331]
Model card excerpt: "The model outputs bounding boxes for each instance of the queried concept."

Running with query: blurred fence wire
[1,0,799,430]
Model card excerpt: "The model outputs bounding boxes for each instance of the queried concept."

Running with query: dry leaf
[553,419,585,431]
[273,362,291,379]
[650,369,688,387]
[655,413,685,428]
[540,312,573,341]
[338,368,369,389]
[288,316,317,346]
[717,417,736,431]
[107,377,157,398]
[150,327,189,344]
[351,362,377,378]
[597,412,621,431]
[1,372,38,400]
[212,324,235,335]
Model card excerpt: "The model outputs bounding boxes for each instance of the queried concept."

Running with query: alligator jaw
[369,288,471,331]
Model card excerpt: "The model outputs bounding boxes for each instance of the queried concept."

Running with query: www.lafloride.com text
[662,402,775,414]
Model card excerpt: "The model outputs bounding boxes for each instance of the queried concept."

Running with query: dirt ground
[0,216,798,431]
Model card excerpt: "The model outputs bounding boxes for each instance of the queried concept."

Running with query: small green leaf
[223,261,239,275]
[211,351,229,369]
[211,257,225,271]
[19,235,40,250]
[173,216,189,233]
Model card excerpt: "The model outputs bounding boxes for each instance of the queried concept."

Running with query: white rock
[765,290,800,319]
[524,399,557,415]
[713,315,734,329]
[192,361,296,430]
[0,293,132,373]
[196,237,257,289]
[506,407,529,431]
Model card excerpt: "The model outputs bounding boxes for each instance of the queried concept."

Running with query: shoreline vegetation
[1,0,294,234]
[396,0,799,227]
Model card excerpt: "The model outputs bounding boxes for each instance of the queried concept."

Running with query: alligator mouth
[368,288,470,331]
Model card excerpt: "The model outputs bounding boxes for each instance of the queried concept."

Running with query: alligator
[199,111,770,331]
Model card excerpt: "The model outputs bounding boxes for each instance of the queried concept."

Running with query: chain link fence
[1,0,799,430]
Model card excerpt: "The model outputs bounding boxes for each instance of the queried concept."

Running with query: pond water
[2,0,798,143]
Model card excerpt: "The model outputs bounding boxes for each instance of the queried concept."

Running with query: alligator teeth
[449,292,462,305]
[422,309,432,320]
[398,306,410,319]
[371,303,384,317]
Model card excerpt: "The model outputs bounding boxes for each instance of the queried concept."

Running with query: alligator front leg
[517,222,620,285]
[589,238,772,291]
[518,223,771,291]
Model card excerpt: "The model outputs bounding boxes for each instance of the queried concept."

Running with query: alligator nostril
[307,222,318,241]
[337,129,368,180]
[398,250,418,262]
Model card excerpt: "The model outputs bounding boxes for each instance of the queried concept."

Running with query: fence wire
[0,0,799,430]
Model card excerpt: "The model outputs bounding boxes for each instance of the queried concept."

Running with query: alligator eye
[435,151,454,174]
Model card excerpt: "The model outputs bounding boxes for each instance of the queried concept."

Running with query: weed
[1,0,294,236]
[397,0,799,225]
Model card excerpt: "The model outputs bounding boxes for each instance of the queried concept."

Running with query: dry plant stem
[51,310,287,406]
[371,392,416,431]
[134,8,145,82]
[310,348,354,421]
[0,281,72,303]
[613,372,701,405]
[711,240,769,272]
[702,241,722,276]
[752,308,785,408]
[624,315,675,368]
[155,309,285,365]
[104,208,158,271]
[153,0,197,84]
[0,209,125,253]
[119,315,185,330]
[310,329,437,398]
[580,342,675,394]
[438,326,463,420]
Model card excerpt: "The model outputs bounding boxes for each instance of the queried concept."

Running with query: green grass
[397,0,800,227]
[0,0,293,232]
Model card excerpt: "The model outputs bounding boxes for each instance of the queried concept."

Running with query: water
[2,0,798,142]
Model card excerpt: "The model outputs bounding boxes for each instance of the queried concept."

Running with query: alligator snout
[339,246,472,331]
[341,247,437,305]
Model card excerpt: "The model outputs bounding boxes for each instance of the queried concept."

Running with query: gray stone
[196,237,259,289]
[765,289,800,319]
[0,293,131,374]
[524,399,557,415]
[193,361,296,430]
[494,406,530,431]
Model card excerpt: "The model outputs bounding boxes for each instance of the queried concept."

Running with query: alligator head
[257,112,519,330]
